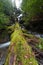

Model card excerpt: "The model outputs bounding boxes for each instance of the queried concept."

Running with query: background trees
[0,0,14,29]
[0,0,14,15]
[0,12,9,29]
[21,0,43,22]
[0,0,14,42]
[20,0,43,32]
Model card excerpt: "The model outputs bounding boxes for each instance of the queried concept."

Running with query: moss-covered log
[4,23,38,65]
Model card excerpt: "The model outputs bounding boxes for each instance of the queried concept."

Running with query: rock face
[4,23,38,65]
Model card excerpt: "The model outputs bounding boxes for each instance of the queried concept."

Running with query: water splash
[15,0,22,9]
[0,42,10,48]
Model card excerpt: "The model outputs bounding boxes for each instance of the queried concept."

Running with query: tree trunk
[4,23,38,65]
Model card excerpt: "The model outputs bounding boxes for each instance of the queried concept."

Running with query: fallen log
[4,23,38,65]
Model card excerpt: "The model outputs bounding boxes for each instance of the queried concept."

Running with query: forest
[0,0,43,65]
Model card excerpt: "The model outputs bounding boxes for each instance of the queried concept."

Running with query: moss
[4,23,38,65]
[36,38,43,50]
[24,32,43,50]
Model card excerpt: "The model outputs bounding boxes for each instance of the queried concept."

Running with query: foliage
[0,0,14,15]
[21,0,43,21]
[0,12,9,29]
[0,0,14,29]
[4,23,38,65]
[36,38,43,50]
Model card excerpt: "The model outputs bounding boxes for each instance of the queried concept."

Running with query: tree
[0,0,14,29]
[0,12,9,29]
[0,0,14,15]
[21,0,43,21]
[4,23,38,65]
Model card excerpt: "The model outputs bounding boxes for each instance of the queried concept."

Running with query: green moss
[4,23,38,65]
[24,31,43,51]
[24,32,43,50]
[36,38,43,50]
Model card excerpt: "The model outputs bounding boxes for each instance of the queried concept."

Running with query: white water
[12,0,22,9]
[0,42,10,48]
